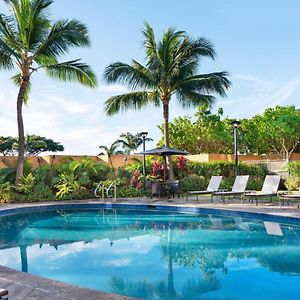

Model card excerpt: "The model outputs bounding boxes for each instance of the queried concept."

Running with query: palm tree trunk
[163,101,174,181]
[14,83,27,188]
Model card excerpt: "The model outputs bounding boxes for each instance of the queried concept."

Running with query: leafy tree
[103,23,231,179]
[25,135,64,155]
[0,135,63,156]
[160,105,232,154]
[240,105,300,160]
[0,137,18,156]
[0,0,97,187]
[117,132,153,155]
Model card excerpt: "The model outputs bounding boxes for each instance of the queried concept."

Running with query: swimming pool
[0,205,300,300]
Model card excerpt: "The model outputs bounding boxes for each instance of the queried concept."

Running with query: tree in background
[0,135,64,156]
[118,132,153,155]
[25,135,64,156]
[104,23,230,179]
[164,105,300,160]
[160,105,232,154]
[98,141,124,177]
[240,105,300,160]
[0,0,97,187]
[0,137,18,156]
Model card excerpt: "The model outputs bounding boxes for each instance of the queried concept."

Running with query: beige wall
[99,154,143,168]
[1,153,300,169]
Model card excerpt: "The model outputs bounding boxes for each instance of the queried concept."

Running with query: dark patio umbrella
[138,146,188,181]
[137,146,188,156]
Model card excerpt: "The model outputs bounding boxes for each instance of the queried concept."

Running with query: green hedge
[187,161,268,178]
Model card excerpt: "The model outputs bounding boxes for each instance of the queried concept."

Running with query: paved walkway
[1,198,300,299]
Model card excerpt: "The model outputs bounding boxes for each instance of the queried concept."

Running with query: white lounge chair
[186,176,222,202]
[245,175,281,205]
[212,175,250,203]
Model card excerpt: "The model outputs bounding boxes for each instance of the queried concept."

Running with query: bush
[0,182,14,203]
[285,162,300,191]
[27,183,55,202]
[187,161,268,179]
[18,173,36,194]
[117,186,147,198]
[181,175,206,192]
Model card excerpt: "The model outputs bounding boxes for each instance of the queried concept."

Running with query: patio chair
[169,180,183,198]
[212,175,250,203]
[186,176,222,202]
[245,175,281,206]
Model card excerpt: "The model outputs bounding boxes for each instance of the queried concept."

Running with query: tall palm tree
[118,132,153,155]
[0,0,97,187]
[103,23,230,180]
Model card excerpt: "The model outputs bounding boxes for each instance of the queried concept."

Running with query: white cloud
[50,96,95,114]
[225,74,300,118]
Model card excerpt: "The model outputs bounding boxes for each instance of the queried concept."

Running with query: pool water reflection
[0,209,300,300]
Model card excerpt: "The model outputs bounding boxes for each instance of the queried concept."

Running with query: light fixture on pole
[140,132,148,188]
[231,120,241,177]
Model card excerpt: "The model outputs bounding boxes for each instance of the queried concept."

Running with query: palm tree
[118,132,153,155]
[103,23,230,180]
[98,140,124,177]
[0,0,97,187]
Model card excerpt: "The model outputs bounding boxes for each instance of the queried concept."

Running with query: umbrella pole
[163,155,167,182]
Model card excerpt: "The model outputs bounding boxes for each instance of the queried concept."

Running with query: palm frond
[0,14,22,59]
[104,91,158,116]
[176,89,216,109]
[104,61,154,89]
[11,73,31,104]
[43,59,97,88]
[157,27,185,73]
[25,0,52,51]
[174,72,231,97]
[4,0,52,51]
[142,22,158,60]
[0,40,14,69]
[35,19,90,58]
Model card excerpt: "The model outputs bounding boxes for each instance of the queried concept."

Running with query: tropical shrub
[0,183,14,203]
[26,183,55,202]
[54,173,81,199]
[285,162,300,191]
[187,161,268,179]
[117,186,147,198]
[181,175,206,192]
[18,173,36,194]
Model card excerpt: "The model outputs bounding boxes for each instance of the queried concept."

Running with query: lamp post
[231,120,241,177]
[140,132,148,188]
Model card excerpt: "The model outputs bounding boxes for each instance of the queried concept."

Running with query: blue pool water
[1,208,300,299]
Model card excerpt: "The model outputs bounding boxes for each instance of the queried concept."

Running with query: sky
[1,0,300,155]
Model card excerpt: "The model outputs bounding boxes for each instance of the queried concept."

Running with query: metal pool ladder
[94,181,117,202]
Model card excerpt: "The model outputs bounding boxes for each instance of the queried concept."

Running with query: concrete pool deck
[1,197,300,299]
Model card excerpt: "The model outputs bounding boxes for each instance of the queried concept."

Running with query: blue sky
[1,0,300,154]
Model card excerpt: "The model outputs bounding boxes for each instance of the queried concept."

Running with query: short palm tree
[0,0,97,187]
[118,132,153,155]
[104,23,230,179]
[98,140,124,177]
